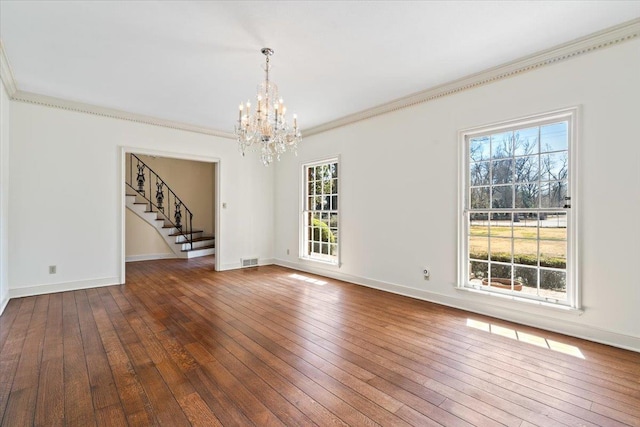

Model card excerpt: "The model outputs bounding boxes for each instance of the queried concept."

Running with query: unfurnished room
[0,1,639,426]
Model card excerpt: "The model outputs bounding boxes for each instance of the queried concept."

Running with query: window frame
[300,157,340,266]
[458,108,579,309]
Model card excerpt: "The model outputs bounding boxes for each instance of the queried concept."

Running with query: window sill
[298,256,340,268]
[456,285,583,315]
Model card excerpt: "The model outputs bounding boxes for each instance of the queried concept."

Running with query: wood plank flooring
[1,256,639,426]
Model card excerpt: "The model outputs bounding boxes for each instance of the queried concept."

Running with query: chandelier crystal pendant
[235,48,302,166]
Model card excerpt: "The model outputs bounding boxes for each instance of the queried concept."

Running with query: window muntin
[302,160,339,264]
[462,110,576,307]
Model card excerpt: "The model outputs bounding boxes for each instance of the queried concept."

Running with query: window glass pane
[513,238,537,266]
[540,122,568,153]
[514,155,539,183]
[330,243,338,256]
[540,269,566,296]
[540,152,568,181]
[513,127,539,156]
[470,213,489,234]
[308,167,315,181]
[469,235,488,261]
[470,137,490,161]
[331,195,338,210]
[489,263,512,283]
[491,159,513,184]
[491,132,512,159]
[329,213,338,228]
[470,161,490,186]
[470,261,488,282]
[515,184,539,209]
[515,265,538,292]
[312,196,321,210]
[490,237,511,264]
[491,185,513,209]
[489,216,511,235]
[331,163,338,178]
[539,212,566,240]
[540,181,567,208]
[515,211,538,227]
[470,187,490,209]
[489,213,512,233]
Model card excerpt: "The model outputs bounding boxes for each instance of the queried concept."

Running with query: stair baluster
[126,153,195,250]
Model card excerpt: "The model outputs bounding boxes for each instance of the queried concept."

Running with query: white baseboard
[8,276,121,299]
[274,258,640,353]
[126,253,176,262]
[220,257,275,271]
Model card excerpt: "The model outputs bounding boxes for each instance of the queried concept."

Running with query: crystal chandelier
[235,48,302,166]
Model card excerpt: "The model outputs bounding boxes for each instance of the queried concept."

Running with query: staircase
[126,153,215,259]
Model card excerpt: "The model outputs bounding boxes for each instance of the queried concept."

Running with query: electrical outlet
[49,265,57,274]
[286,249,290,255]
[423,267,430,278]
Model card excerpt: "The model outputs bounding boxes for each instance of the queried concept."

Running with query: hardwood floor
[1,256,639,426]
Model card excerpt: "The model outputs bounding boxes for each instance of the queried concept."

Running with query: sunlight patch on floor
[289,273,327,286]
[466,318,585,359]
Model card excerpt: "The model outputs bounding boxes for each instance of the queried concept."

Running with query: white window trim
[299,156,341,267]
[457,107,580,310]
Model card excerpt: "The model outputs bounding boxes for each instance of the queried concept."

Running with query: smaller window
[301,159,339,264]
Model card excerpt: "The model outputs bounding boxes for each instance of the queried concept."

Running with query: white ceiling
[1,1,639,134]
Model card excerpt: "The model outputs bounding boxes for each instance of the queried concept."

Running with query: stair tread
[182,244,215,252]
[169,230,203,236]
[190,236,215,243]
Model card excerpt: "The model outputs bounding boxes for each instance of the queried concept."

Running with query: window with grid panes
[302,159,339,264]
[460,109,578,307]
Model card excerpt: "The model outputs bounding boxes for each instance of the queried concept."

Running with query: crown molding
[0,40,18,97]
[304,18,640,137]
[2,19,639,139]
[11,90,236,138]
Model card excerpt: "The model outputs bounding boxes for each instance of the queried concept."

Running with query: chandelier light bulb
[234,48,302,166]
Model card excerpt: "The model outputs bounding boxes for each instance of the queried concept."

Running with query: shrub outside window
[460,109,578,308]
[302,159,339,264]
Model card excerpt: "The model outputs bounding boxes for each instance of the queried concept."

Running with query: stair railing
[126,153,193,250]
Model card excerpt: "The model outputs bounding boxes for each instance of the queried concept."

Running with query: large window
[460,109,578,307]
[302,159,339,264]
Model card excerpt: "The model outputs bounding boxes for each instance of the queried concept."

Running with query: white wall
[8,101,274,297]
[125,209,173,260]
[0,77,9,314]
[274,39,640,351]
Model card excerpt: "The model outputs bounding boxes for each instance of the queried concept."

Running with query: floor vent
[241,257,259,268]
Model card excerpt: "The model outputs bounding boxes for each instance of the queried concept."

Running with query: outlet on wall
[286,249,290,255]
[423,267,430,279]
[49,265,57,274]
